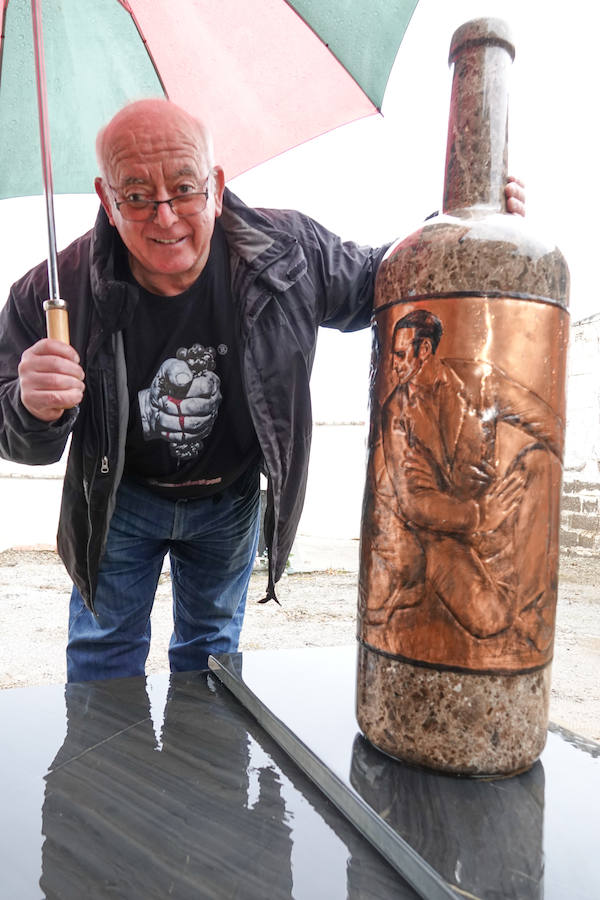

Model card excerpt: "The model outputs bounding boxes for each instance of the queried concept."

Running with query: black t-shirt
[122,223,260,498]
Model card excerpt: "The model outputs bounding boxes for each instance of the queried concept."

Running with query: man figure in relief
[361,309,563,658]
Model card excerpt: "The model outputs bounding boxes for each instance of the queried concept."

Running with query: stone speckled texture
[375,214,569,307]
[444,18,514,215]
[357,644,551,776]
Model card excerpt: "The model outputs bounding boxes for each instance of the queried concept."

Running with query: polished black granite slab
[0,670,417,899]
[209,646,600,900]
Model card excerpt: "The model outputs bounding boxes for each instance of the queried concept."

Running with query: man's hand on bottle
[18,338,85,422]
[505,176,525,216]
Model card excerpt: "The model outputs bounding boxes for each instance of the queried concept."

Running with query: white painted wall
[564,314,600,483]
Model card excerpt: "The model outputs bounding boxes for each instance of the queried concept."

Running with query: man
[360,309,562,667]
[0,99,525,681]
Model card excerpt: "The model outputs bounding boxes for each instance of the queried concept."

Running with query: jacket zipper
[99,371,111,475]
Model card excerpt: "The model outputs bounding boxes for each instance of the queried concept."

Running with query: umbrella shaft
[31,0,60,302]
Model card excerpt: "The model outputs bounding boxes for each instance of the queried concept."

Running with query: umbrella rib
[281,0,380,111]
[31,0,60,302]
[0,1,11,90]
[115,0,169,99]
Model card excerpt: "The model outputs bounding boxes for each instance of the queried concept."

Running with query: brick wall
[561,482,600,553]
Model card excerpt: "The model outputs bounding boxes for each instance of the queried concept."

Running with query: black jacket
[0,190,388,609]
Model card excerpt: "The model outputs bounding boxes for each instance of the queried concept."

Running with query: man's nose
[153,199,179,227]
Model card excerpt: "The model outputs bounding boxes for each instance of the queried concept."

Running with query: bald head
[96,99,214,182]
[93,97,225,296]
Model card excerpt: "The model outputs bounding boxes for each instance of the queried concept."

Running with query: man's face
[96,106,224,296]
[392,328,425,384]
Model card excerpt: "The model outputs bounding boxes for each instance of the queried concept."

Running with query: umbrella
[1,0,419,194]
[0,0,419,337]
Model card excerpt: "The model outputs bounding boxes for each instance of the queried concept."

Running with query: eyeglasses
[108,177,211,221]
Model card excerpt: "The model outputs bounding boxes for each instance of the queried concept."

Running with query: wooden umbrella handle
[43,299,70,344]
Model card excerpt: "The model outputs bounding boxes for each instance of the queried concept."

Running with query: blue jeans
[67,468,260,682]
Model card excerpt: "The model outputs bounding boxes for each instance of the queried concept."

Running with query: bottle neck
[443,41,511,216]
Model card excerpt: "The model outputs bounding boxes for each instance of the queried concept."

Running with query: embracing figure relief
[359,308,564,672]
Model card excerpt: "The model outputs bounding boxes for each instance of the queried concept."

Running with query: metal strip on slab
[208,653,458,900]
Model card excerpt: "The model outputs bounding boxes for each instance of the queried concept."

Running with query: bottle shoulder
[376,211,569,309]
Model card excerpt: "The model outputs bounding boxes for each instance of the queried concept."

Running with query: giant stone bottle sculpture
[357,18,569,776]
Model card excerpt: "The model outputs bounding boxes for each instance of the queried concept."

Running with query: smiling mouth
[151,236,186,245]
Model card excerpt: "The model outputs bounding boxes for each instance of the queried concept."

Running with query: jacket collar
[89,206,139,335]
[220,188,307,294]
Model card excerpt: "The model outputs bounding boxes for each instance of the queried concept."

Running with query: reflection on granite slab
[351,733,544,899]
[209,646,600,900]
[0,671,416,899]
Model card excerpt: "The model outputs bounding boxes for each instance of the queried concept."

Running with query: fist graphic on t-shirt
[138,344,223,460]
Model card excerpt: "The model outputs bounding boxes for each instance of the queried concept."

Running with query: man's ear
[95,177,116,226]
[211,166,225,217]
[418,338,433,361]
